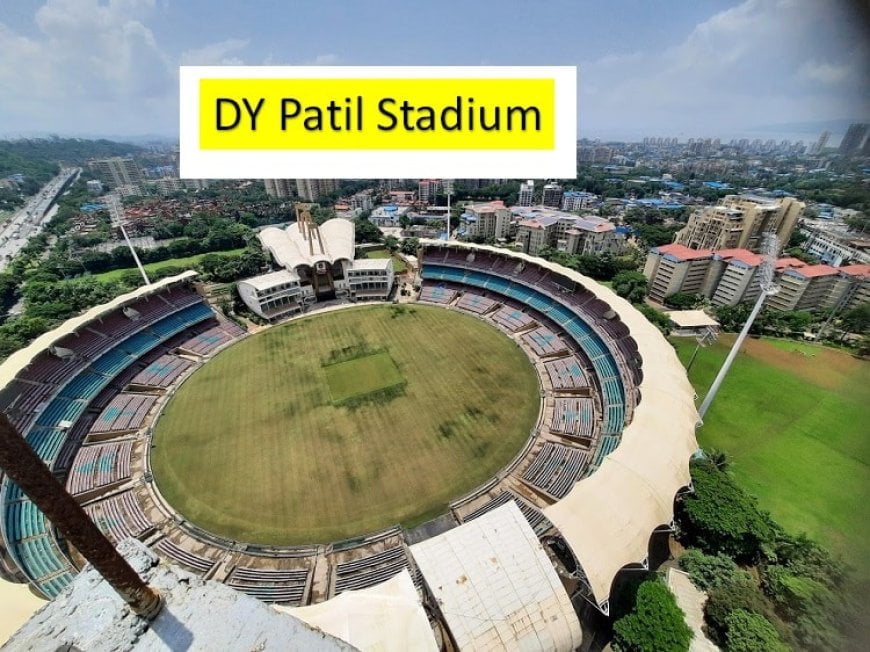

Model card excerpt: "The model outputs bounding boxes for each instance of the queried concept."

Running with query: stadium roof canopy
[420,240,700,613]
[259,218,354,271]
[277,570,437,652]
[0,271,198,389]
[410,502,582,651]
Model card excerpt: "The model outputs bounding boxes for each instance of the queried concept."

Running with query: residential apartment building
[643,244,714,303]
[767,265,840,311]
[417,179,441,204]
[460,201,513,240]
[512,207,623,257]
[676,195,803,253]
[264,179,295,198]
[542,183,563,208]
[561,191,598,212]
[517,180,535,207]
[826,265,870,310]
[644,245,869,312]
[801,226,870,266]
[296,179,338,202]
[90,157,143,189]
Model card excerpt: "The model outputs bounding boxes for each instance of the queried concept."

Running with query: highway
[0,168,80,272]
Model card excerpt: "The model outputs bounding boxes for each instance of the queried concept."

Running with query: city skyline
[0,0,868,143]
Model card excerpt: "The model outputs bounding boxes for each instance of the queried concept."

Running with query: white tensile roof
[421,239,699,610]
[260,218,354,270]
[410,502,582,651]
[0,271,199,389]
[237,269,299,290]
[666,310,720,329]
[276,570,437,652]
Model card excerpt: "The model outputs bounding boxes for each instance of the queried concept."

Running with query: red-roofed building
[774,257,807,271]
[769,264,840,311]
[826,264,870,311]
[644,244,714,302]
[704,248,764,307]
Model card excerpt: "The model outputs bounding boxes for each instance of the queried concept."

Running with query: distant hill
[0,137,145,187]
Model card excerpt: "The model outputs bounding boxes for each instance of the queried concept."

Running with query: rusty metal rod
[0,413,162,618]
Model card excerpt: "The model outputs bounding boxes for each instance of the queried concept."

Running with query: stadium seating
[66,440,134,496]
[83,490,154,544]
[90,394,157,434]
[544,357,588,390]
[153,538,218,574]
[334,546,411,594]
[455,292,497,315]
[131,355,193,388]
[522,442,589,498]
[0,282,222,598]
[225,566,310,604]
[550,398,595,438]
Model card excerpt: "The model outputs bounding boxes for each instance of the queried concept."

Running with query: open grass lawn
[362,248,406,273]
[87,248,246,282]
[672,335,870,577]
[151,304,539,544]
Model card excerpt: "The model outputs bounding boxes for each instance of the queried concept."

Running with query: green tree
[678,549,743,592]
[704,572,772,644]
[384,236,399,252]
[840,302,870,335]
[612,270,649,303]
[664,292,703,310]
[353,216,382,243]
[724,609,789,652]
[612,580,692,652]
[635,303,671,334]
[400,237,419,256]
[677,459,774,561]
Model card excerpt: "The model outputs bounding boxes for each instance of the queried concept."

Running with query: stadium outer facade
[0,238,700,648]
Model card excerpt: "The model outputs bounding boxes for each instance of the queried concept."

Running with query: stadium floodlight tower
[698,232,779,420]
[105,193,151,286]
[444,178,453,241]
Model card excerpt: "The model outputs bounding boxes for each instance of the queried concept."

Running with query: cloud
[579,0,869,139]
[181,38,249,66]
[0,0,174,134]
[798,60,852,85]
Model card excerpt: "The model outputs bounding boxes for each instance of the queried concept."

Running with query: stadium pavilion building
[0,239,700,650]
[237,209,394,319]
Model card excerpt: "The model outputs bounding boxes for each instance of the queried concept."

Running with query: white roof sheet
[420,239,699,609]
[237,269,299,290]
[666,310,720,328]
[351,259,393,271]
[410,502,582,651]
[261,219,354,270]
[277,570,436,652]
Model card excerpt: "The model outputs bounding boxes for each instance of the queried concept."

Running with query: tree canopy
[612,580,692,652]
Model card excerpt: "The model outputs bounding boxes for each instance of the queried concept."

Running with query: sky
[0,0,867,143]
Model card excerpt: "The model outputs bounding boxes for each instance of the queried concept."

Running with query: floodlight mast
[106,193,151,286]
[445,179,452,241]
[698,233,779,420]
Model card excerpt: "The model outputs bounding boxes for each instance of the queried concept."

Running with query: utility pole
[0,414,162,617]
[698,233,779,420]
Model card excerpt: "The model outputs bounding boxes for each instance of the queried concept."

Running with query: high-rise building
[541,183,563,208]
[838,123,869,156]
[89,157,143,189]
[517,180,535,207]
[561,191,598,212]
[810,131,831,154]
[676,195,803,253]
[296,179,338,202]
[264,179,295,198]
[417,179,441,204]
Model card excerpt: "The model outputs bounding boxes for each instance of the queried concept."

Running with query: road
[0,167,80,272]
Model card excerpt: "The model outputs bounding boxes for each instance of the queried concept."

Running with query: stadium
[0,236,699,648]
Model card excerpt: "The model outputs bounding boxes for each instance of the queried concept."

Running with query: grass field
[672,335,870,577]
[362,248,406,273]
[87,248,246,282]
[151,304,540,544]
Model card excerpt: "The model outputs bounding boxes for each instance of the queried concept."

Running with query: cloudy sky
[0,0,867,142]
